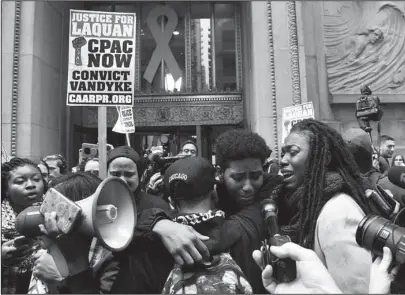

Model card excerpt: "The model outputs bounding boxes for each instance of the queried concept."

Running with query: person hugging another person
[135,129,282,293]
[273,119,372,293]
[162,157,253,294]
[1,158,47,294]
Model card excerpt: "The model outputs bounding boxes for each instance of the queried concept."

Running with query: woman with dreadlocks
[273,119,372,293]
[1,157,47,293]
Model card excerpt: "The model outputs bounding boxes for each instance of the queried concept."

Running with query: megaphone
[15,177,137,252]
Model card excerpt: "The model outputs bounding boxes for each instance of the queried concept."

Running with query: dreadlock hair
[288,119,371,248]
[215,129,272,171]
[2,157,48,202]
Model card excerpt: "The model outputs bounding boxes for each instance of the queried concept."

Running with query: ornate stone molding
[133,93,242,103]
[132,104,244,126]
[184,2,192,91]
[287,1,302,105]
[84,93,244,127]
[11,1,22,156]
[235,4,243,91]
[267,1,279,159]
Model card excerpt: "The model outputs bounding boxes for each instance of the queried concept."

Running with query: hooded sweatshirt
[162,209,253,294]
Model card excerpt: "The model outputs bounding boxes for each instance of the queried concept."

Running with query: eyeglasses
[183,149,196,154]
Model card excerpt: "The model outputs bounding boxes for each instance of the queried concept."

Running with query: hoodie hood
[342,128,374,173]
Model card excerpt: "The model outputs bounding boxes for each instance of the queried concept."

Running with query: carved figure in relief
[324,2,405,94]
[345,28,384,62]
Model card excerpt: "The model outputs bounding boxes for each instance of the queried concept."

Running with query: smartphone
[13,236,32,247]
[40,188,83,235]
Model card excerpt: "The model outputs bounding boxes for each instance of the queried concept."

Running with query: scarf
[1,200,40,272]
[276,172,346,248]
[2,200,42,294]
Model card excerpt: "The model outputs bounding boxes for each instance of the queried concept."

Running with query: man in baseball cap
[164,157,216,212]
[162,157,252,293]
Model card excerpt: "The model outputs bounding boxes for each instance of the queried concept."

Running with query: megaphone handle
[44,238,70,278]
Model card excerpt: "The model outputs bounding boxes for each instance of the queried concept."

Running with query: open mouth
[281,171,294,180]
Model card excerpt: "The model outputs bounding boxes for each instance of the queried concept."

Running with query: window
[140,3,186,93]
[84,2,242,94]
[190,3,212,92]
[213,4,237,91]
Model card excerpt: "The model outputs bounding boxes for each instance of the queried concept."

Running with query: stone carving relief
[134,105,243,126]
[323,1,405,94]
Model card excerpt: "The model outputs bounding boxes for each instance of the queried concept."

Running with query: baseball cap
[164,157,216,201]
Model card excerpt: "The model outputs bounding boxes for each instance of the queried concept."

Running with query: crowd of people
[1,119,404,294]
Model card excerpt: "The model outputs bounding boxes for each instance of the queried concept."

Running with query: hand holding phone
[13,236,33,247]
[1,237,34,266]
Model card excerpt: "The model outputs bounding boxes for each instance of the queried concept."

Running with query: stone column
[242,1,278,153]
[1,1,18,157]
[243,1,308,157]
[2,2,77,161]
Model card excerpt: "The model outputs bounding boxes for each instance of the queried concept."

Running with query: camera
[144,154,188,196]
[260,199,297,283]
[356,214,405,265]
[80,143,114,161]
[356,214,405,291]
[355,85,383,133]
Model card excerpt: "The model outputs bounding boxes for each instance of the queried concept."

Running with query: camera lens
[84,147,91,155]
[356,214,405,264]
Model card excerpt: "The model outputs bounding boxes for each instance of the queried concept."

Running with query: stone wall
[1,1,83,161]
[301,1,405,155]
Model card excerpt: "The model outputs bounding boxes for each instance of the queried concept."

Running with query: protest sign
[282,102,314,143]
[113,106,135,134]
[67,10,136,106]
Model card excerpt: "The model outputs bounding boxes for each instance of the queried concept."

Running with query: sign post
[113,106,136,147]
[98,107,108,179]
[67,10,136,179]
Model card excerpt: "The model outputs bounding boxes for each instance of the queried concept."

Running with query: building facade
[2,1,405,167]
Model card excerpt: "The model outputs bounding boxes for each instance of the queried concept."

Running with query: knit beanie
[107,146,141,167]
